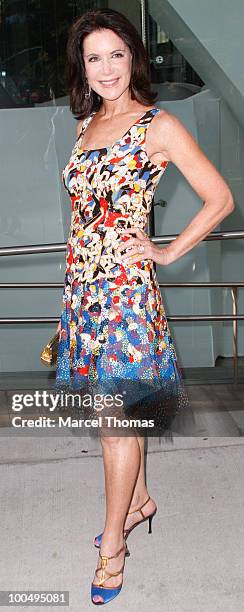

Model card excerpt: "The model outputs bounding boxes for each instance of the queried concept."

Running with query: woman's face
[82,28,133,100]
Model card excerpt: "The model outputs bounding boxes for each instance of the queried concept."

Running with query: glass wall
[147,12,204,98]
[146,0,243,385]
[0,0,107,108]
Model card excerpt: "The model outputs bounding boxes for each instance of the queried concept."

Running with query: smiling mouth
[99,78,119,86]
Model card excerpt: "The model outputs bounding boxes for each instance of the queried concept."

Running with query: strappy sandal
[91,541,126,605]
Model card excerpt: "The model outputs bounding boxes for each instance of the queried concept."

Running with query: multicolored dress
[55,107,192,439]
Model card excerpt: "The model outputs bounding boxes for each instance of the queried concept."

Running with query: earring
[84,79,91,99]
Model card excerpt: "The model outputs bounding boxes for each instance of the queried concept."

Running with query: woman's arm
[118,111,235,266]
[152,112,235,265]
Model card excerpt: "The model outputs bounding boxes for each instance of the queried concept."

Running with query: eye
[113,53,124,58]
[88,56,99,62]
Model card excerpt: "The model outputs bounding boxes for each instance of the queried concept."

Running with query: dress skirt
[55,272,194,442]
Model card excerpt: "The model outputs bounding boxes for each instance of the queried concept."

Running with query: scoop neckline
[76,107,158,153]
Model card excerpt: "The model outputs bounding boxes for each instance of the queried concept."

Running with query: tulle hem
[54,367,195,442]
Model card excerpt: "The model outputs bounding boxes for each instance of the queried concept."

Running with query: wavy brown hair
[66,8,158,118]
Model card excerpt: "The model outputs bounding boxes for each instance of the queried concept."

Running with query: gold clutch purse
[40,330,60,367]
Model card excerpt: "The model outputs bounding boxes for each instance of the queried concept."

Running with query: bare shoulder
[149,109,192,157]
[146,109,179,162]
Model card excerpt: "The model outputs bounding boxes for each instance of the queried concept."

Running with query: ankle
[101,529,125,549]
[129,490,150,511]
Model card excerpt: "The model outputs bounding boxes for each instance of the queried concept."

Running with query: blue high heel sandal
[94,495,157,551]
[91,541,126,605]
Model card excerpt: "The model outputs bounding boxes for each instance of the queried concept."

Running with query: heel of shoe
[148,515,153,534]
[148,510,157,534]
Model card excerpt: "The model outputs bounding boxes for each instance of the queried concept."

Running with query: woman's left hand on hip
[117,226,172,266]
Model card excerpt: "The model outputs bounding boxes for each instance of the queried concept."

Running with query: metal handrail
[0,229,243,257]
[0,281,243,288]
[0,315,242,322]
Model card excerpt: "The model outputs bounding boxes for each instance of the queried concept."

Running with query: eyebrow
[85,48,126,57]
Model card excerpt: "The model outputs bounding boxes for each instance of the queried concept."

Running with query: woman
[55,8,234,606]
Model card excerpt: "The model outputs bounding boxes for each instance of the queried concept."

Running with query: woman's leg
[124,434,157,531]
[129,434,148,505]
[92,434,141,601]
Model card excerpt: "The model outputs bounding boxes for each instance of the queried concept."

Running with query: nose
[101,57,114,75]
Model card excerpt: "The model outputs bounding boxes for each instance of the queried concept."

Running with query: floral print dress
[55,107,192,438]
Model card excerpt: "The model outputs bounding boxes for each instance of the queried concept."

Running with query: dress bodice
[62,107,169,285]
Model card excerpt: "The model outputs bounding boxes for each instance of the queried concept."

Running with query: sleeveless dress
[55,107,193,440]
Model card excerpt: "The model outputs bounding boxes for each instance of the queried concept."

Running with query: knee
[100,433,138,449]
[100,434,122,448]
